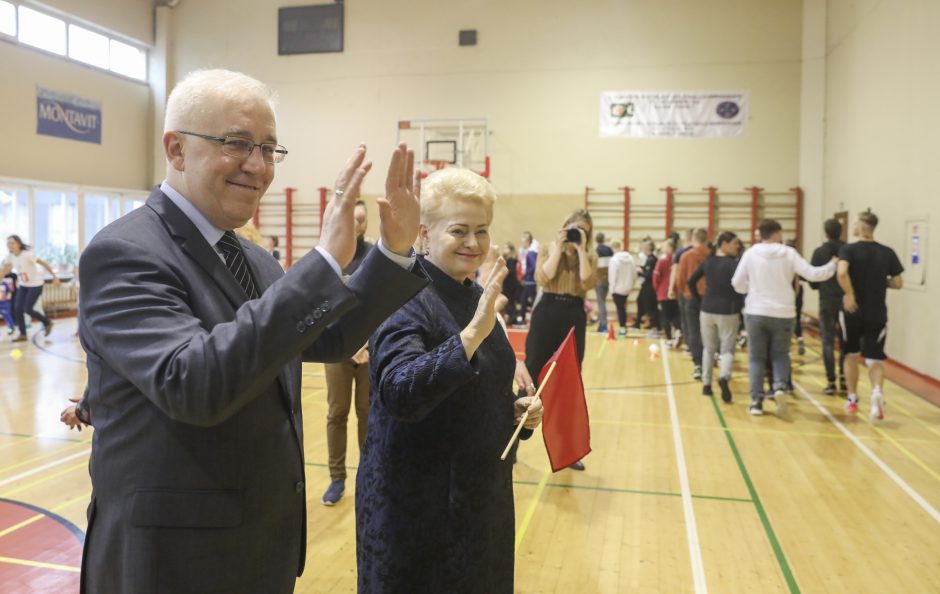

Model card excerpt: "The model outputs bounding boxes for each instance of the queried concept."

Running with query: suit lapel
[148,189,301,441]
[146,189,247,310]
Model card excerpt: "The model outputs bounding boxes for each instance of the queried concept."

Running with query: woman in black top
[689,232,742,402]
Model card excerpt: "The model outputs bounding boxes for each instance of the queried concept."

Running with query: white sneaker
[773,389,788,417]
[870,391,885,423]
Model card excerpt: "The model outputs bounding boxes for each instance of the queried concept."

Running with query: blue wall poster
[36,87,102,144]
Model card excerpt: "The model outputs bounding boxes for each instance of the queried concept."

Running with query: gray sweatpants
[700,312,739,385]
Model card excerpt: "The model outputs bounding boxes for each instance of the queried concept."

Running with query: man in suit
[77,69,426,593]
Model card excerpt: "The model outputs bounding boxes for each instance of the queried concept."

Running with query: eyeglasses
[176,131,288,164]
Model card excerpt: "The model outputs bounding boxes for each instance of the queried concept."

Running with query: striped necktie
[217,231,259,299]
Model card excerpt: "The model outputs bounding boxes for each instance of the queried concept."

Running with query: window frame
[0,1,149,84]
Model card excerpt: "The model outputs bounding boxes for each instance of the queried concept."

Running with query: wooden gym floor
[1,317,939,593]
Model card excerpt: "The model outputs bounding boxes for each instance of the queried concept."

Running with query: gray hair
[164,69,278,132]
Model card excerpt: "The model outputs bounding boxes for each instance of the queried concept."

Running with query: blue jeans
[744,314,793,400]
[595,281,609,328]
[13,285,49,335]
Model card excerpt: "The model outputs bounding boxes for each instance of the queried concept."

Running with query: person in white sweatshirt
[731,219,837,416]
[608,240,638,336]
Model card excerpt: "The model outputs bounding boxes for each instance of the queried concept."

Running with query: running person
[837,210,904,422]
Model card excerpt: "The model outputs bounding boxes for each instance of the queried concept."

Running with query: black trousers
[525,294,586,383]
[659,299,681,340]
[819,297,846,382]
[794,285,804,338]
[612,293,628,327]
[635,283,659,329]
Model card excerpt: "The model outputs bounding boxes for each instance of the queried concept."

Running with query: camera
[565,228,582,244]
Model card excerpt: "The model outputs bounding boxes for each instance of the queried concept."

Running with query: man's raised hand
[378,143,420,256]
[320,145,372,269]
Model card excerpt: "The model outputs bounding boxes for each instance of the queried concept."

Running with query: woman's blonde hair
[420,168,496,224]
[563,209,594,250]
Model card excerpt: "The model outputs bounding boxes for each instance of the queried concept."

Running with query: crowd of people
[482,211,903,422]
[0,67,904,594]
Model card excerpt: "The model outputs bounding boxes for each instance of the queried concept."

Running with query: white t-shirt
[3,250,45,287]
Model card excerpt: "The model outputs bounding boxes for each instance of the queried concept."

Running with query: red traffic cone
[607,324,616,341]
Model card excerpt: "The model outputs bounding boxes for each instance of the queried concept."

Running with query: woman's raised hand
[460,257,508,360]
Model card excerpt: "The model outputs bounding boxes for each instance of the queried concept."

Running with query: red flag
[537,327,591,472]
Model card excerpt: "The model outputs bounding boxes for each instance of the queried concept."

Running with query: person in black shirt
[635,240,660,334]
[689,231,742,402]
[500,241,522,324]
[837,210,904,422]
[810,219,847,394]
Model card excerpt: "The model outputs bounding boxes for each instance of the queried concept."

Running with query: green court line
[0,432,36,439]
[707,395,800,593]
[516,479,751,503]
[0,432,86,444]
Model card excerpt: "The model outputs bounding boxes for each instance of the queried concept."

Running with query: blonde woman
[357,168,543,594]
[523,209,597,470]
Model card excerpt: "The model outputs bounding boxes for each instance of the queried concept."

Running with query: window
[4,3,147,82]
[109,38,146,80]
[0,188,29,243]
[34,190,79,273]
[0,1,15,37]
[17,5,65,56]
[69,24,109,69]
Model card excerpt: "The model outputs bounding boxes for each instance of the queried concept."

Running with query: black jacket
[810,240,845,300]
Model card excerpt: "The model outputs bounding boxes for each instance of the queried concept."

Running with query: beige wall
[162,0,803,244]
[823,0,940,378]
[0,40,151,189]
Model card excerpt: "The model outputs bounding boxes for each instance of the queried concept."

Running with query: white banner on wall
[599,90,748,138]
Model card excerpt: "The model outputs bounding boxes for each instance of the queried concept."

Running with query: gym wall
[0,1,151,189]
[823,0,940,378]
[162,0,803,247]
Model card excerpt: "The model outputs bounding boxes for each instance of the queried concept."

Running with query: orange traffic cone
[607,324,616,341]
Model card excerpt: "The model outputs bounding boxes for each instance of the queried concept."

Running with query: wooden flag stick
[500,361,557,460]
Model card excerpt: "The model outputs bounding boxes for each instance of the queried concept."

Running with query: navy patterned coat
[356,258,530,594]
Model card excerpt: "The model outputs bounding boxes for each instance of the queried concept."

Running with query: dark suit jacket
[78,188,426,593]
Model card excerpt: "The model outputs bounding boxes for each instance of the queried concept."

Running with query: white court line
[793,380,940,525]
[660,339,709,594]
[0,449,91,489]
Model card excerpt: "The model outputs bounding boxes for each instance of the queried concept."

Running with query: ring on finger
[333,188,345,198]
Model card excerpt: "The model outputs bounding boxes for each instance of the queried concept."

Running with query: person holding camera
[524,209,597,470]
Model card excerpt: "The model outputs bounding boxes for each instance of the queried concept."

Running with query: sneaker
[692,366,702,380]
[321,480,345,506]
[797,338,805,356]
[748,400,764,416]
[617,328,627,337]
[870,392,885,423]
[737,334,747,348]
[718,377,732,403]
[569,460,586,471]
[773,389,788,416]
[43,321,54,337]
[823,383,836,396]
[11,334,27,343]
[839,379,848,394]
[597,326,608,334]
[702,385,713,397]
[845,398,859,414]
